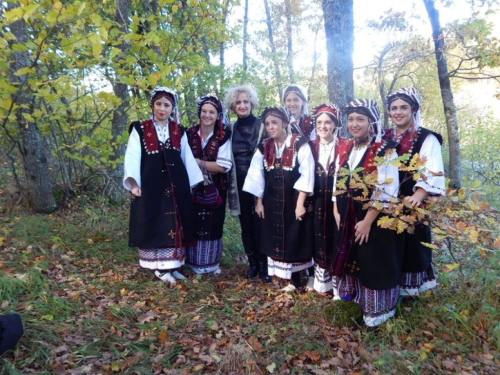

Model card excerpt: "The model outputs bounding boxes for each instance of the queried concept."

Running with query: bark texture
[242,0,249,78]
[322,0,354,111]
[8,2,56,213]
[423,0,462,188]
[109,0,131,200]
[264,0,283,98]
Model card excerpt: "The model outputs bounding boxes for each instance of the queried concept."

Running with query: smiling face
[347,111,371,140]
[315,113,336,143]
[264,115,286,140]
[234,92,252,118]
[153,97,173,123]
[200,103,218,128]
[284,92,304,120]
[389,98,414,132]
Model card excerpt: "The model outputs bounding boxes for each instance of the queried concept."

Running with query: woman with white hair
[225,85,270,282]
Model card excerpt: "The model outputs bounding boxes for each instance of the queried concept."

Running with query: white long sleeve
[180,133,204,187]
[294,142,315,194]
[242,149,265,198]
[123,126,203,190]
[372,149,399,206]
[414,134,446,196]
[215,138,233,172]
[123,128,142,190]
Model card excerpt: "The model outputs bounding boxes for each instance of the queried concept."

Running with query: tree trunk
[285,0,295,83]
[308,24,320,95]
[264,0,283,98]
[242,0,249,81]
[220,0,231,85]
[322,0,354,111]
[109,0,131,200]
[8,2,56,213]
[423,0,462,188]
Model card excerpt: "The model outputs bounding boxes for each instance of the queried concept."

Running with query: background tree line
[1,0,499,213]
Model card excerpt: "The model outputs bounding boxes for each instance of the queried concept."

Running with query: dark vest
[186,124,231,240]
[128,120,194,248]
[334,138,404,290]
[383,127,443,197]
[309,139,339,269]
[258,135,314,262]
[232,115,263,178]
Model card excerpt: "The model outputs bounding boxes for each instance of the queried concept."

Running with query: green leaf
[11,43,28,52]
[88,34,103,57]
[4,6,24,21]
[15,67,32,76]
[23,113,35,123]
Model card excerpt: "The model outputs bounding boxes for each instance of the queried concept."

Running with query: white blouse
[414,134,446,196]
[317,140,336,170]
[242,134,315,199]
[332,143,399,206]
[123,126,204,190]
[197,129,233,172]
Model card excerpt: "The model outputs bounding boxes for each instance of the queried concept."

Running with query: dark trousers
[237,172,261,258]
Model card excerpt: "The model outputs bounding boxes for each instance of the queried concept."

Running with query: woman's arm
[196,159,225,174]
[256,197,265,218]
[333,202,340,229]
[354,207,380,245]
[123,127,142,191]
[295,191,308,220]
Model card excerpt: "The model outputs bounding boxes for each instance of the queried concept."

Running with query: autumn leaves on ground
[1,196,499,374]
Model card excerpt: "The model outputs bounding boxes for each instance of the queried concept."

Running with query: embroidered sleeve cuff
[216,157,233,172]
[414,181,446,196]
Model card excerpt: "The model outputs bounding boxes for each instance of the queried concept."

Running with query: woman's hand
[404,188,428,207]
[131,186,142,197]
[354,219,371,245]
[333,203,340,229]
[295,191,308,221]
[295,203,306,221]
[256,198,265,218]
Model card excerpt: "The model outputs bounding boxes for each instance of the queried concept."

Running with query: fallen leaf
[158,329,167,343]
[138,311,157,323]
[442,359,455,371]
[266,362,276,373]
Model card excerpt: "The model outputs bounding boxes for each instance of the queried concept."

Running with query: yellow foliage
[443,263,459,272]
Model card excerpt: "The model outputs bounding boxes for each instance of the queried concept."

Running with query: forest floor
[0,195,499,374]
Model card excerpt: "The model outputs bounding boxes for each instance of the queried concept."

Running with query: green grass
[1,199,500,374]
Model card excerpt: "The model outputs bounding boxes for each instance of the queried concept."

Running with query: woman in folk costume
[306,103,342,293]
[124,87,204,285]
[332,99,402,326]
[383,87,445,296]
[186,95,232,274]
[243,107,315,291]
[282,84,315,140]
[225,85,270,282]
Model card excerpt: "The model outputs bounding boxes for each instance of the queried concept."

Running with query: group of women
[123,84,445,327]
